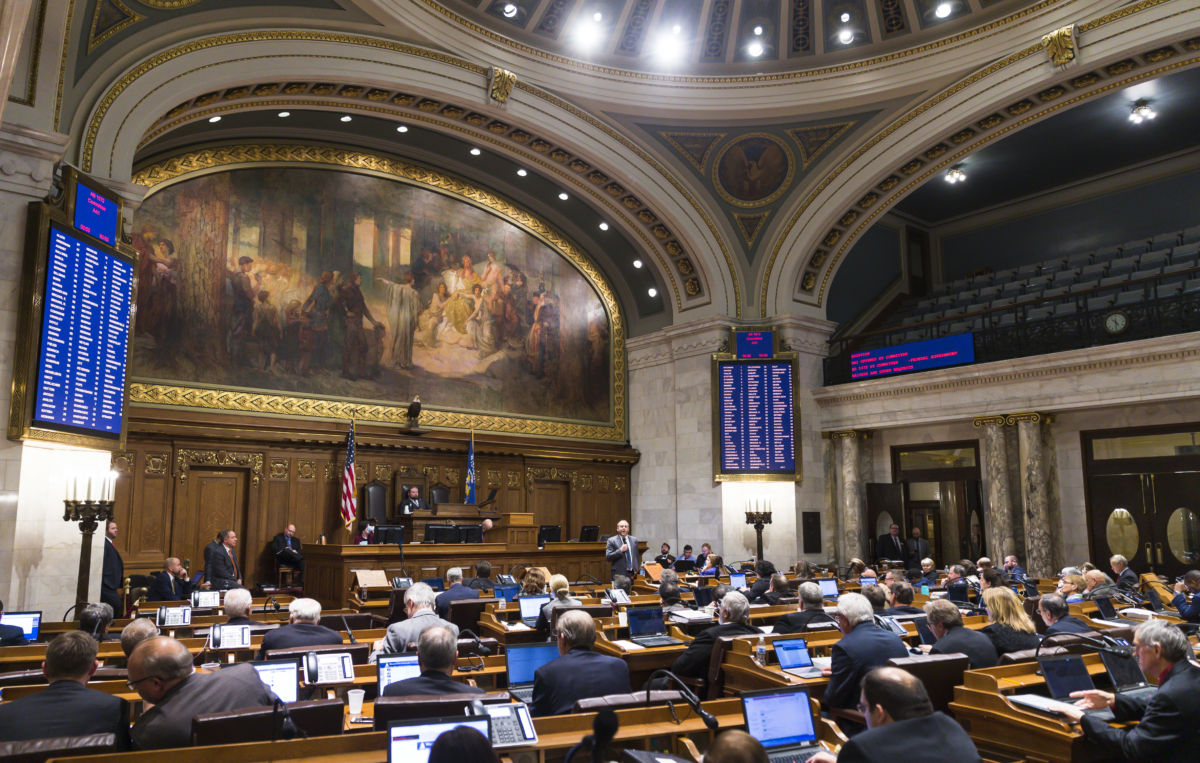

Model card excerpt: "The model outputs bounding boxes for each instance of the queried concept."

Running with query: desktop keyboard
[510,686,534,703]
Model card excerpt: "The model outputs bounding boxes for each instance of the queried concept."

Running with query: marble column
[974,416,1015,564]
[1014,412,1053,578]
[831,431,866,564]
[0,0,34,126]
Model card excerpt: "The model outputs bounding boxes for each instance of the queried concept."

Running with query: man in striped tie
[605,520,640,582]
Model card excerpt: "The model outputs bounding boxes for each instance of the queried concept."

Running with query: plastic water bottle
[756,635,767,666]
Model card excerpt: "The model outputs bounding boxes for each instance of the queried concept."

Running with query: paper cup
[347,688,365,715]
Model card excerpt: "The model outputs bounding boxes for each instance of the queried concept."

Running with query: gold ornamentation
[223,86,250,100]
[139,0,202,6]
[1041,24,1077,68]
[949,129,976,145]
[637,210,657,225]
[311,84,337,95]
[269,459,290,480]
[1183,38,1200,52]
[923,144,948,160]
[417,99,440,111]
[509,130,532,143]
[801,272,816,291]
[111,451,133,474]
[145,453,169,476]
[971,416,1008,427]
[298,461,316,479]
[578,474,592,491]
[568,159,591,173]
[1143,47,1176,63]
[614,476,626,492]
[423,466,439,480]
[823,229,841,247]
[587,171,609,185]
[977,114,1005,130]
[1004,412,1052,425]
[1037,85,1067,101]
[604,183,625,196]
[665,241,683,256]
[685,278,701,296]
[1070,73,1100,88]
[176,449,264,486]
[375,463,394,482]
[900,159,923,175]
[324,463,339,482]
[441,106,464,118]
[88,0,144,53]
[367,89,391,101]
[809,250,827,268]
[488,67,516,103]
[252,84,281,96]
[445,467,460,485]
[549,149,570,163]
[597,476,610,492]
[506,471,521,488]
[828,430,869,440]
[676,259,694,275]
[839,210,859,227]
[1106,60,1137,75]
[1006,100,1034,115]
[525,466,577,491]
[339,86,364,98]
[487,469,501,485]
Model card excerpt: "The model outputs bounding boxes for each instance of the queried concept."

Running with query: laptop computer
[517,595,551,627]
[484,701,539,749]
[377,653,422,692]
[1009,654,1095,717]
[493,584,520,604]
[252,658,301,703]
[505,642,560,703]
[817,578,839,601]
[1099,647,1157,707]
[773,638,824,679]
[1092,596,1141,626]
[912,616,937,646]
[742,687,824,762]
[0,610,40,641]
[627,606,683,648]
[387,717,491,763]
[730,573,748,589]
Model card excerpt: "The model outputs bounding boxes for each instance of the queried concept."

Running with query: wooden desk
[593,629,688,689]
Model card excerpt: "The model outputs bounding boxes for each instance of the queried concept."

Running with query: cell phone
[349,716,374,724]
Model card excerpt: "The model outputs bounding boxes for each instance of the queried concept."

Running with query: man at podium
[399,485,430,515]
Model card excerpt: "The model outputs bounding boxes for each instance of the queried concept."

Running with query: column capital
[0,122,69,198]
[827,429,870,441]
[1005,411,1052,426]
[972,415,1008,428]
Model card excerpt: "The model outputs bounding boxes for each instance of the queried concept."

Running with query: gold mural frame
[129,143,626,442]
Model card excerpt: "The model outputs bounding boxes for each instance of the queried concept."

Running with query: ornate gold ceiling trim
[140,0,202,7]
[53,0,78,126]
[87,0,145,54]
[7,0,47,107]
[129,142,627,442]
[414,0,1063,83]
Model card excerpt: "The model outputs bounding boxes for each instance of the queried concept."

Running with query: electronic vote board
[714,329,799,481]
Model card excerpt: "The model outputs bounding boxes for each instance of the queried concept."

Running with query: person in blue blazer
[1171,570,1200,621]
[822,592,909,713]
[531,610,630,716]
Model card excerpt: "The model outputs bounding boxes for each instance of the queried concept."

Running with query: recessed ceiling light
[558,192,569,200]
[517,169,528,177]
[654,25,686,65]
[748,41,764,57]
[340,115,352,122]
[840,12,851,22]
[1128,99,1157,124]
[672,24,681,34]
[470,147,482,156]
[592,11,602,22]
[934,2,952,18]
[396,125,408,133]
[502,2,518,18]
[599,222,609,231]
[277,111,290,118]
[208,115,221,123]
[632,259,643,269]
[647,287,658,297]
[837,29,854,44]
[753,25,764,36]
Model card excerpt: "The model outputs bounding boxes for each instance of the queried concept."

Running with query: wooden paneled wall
[111,407,637,586]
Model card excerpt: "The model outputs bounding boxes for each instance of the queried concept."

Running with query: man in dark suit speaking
[605,519,640,581]
[532,609,630,715]
[382,625,482,697]
[0,631,130,747]
[875,523,905,564]
[271,524,305,584]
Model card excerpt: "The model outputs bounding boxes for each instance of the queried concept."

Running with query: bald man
[271,523,305,583]
[148,557,200,602]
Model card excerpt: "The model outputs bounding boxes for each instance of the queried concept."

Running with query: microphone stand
[341,615,358,644]
[1034,631,1132,662]
[644,669,719,730]
[459,629,493,656]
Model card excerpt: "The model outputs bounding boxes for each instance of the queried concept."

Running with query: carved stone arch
[72,33,738,319]
[761,3,1200,319]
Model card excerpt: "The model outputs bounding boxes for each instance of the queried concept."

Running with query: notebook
[818,579,839,600]
[773,638,823,679]
[742,687,823,762]
[505,642,560,703]
[0,611,40,641]
[387,717,491,763]
[252,658,300,704]
[626,606,683,647]
[377,653,422,692]
[517,595,551,627]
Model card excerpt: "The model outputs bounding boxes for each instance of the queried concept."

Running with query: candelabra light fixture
[745,500,773,561]
[944,164,967,184]
[64,471,117,608]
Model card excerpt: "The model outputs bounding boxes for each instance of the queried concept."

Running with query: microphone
[266,596,280,612]
[645,669,719,730]
[1035,631,1131,662]
[575,574,600,585]
[460,629,492,656]
[341,615,358,644]
[272,697,302,740]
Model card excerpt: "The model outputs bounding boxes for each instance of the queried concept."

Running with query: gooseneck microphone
[645,669,720,729]
[460,628,493,656]
[341,614,358,644]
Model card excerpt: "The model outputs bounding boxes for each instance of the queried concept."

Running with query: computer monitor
[375,525,406,546]
[493,584,520,603]
[729,573,747,588]
[457,525,483,544]
[378,653,422,691]
[742,687,817,750]
[818,578,839,599]
[387,717,491,763]
[673,559,697,573]
[505,643,560,687]
[578,525,600,542]
[252,659,301,703]
[627,606,667,638]
[537,525,561,546]
[423,524,458,544]
[0,611,40,640]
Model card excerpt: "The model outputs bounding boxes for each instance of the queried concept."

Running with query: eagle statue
[406,395,422,428]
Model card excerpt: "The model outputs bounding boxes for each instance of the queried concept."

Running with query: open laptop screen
[378,653,422,690]
[1100,649,1147,690]
[627,607,666,637]
[387,717,491,763]
[1093,597,1119,620]
[818,579,839,598]
[743,688,817,749]
[1039,655,1095,699]
[0,611,40,640]
[505,643,560,686]
[518,595,550,620]
[773,639,813,669]
[729,573,747,588]
[253,659,300,703]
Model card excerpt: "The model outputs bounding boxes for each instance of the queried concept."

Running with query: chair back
[264,642,369,664]
[1023,597,1047,634]
[191,699,344,745]
[447,598,500,633]
[550,604,615,632]
[387,588,408,624]
[0,733,117,762]
[318,613,376,632]
[373,693,488,730]
[705,635,742,700]
[886,653,969,712]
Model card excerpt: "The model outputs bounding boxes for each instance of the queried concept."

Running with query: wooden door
[1087,473,1151,574]
[174,470,249,578]
[866,483,905,559]
[1148,471,1200,579]
[530,482,569,538]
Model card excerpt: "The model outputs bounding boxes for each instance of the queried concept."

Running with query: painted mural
[131,167,612,423]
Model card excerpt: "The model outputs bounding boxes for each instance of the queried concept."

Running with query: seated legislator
[1058,573,1086,604]
[382,626,482,697]
[978,568,1005,593]
[1039,593,1091,635]
[148,557,201,602]
[660,581,691,613]
[943,565,970,603]
[980,587,1040,657]
[0,599,29,645]
[921,599,998,669]
[914,558,939,589]
[699,554,724,577]
[654,543,675,567]
[1082,569,1121,601]
[743,560,776,602]
[531,609,630,716]
[1111,554,1140,591]
[753,573,790,606]
[1003,554,1028,582]
[0,632,131,747]
[128,636,275,749]
[671,591,759,679]
[79,602,116,641]
[379,582,459,655]
[703,730,768,762]
[659,568,690,591]
[434,567,479,619]
[883,582,923,616]
[464,560,494,591]
[536,575,581,633]
[518,568,548,597]
[1062,619,1200,762]
[353,519,375,545]
[398,485,431,515]
[774,581,835,634]
[223,587,262,625]
[271,523,305,583]
[809,667,982,763]
[675,545,696,567]
[257,597,342,658]
[119,618,160,661]
[1171,570,1200,622]
[860,585,887,613]
[822,593,909,713]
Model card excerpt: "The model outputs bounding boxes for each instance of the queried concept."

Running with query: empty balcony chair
[995,313,1017,328]
[1148,232,1178,251]
[999,281,1025,297]
[1099,273,1131,290]
[1161,260,1195,277]
[1042,286,1069,300]
[1107,256,1139,277]
[1052,302,1078,317]
[976,285,1000,300]
[1139,250,1169,273]
[1182,277,1200,296]
[1068,280,1097,295]
[1113,290,1143,308]
[1155,278,1185,300]
[1178,225,1200,246]
[1079,262,1108,280]
[1172,241,1200,262]
[1026,306,1053,322]
[1014,263,1041,278]
[1086,295,1115,313]
[1051,268,1079,285]
[1064,251,1095,268]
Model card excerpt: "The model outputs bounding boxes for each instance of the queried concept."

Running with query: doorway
[174,469,249,578]
[891,441,983,567]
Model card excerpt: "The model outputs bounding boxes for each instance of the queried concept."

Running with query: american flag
[340,420,357,531]
[465,429,476,504]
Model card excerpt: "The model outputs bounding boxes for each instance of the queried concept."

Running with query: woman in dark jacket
[980,587,1040,656]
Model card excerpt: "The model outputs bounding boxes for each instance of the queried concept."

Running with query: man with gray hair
[671,590,759,679]
[435,565,479,619]
[774,581,836,634]
[223,587,258,625]
[381,625,482,697]
[1062,619,1200,760]
[120,618,160,660]
[1038,592,1090,635]
[380,582,459,654]
[1110,554,1139,591]
[532,609,630,715]
[921,598,997,669]
[823,592,908,714]
[79,602,115,641]
[257,597,341,657]
[128,636,274,749]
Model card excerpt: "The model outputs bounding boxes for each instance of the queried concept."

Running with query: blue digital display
[735,330,773,359]
[718,359,795,474]
[34,224,132,438]
[73,182,118,245]
[849,333,975,380]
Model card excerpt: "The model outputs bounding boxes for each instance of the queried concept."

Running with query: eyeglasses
[126,675,161,691]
